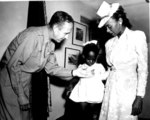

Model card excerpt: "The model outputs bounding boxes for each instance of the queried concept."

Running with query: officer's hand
[18,95,30,111]
[72,64,93,78]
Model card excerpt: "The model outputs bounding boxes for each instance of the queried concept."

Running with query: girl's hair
[82,43,99,58]
[78,43,99,65]
[112,6,132,29]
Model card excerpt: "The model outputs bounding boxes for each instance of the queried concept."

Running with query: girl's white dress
[69,63,109,103]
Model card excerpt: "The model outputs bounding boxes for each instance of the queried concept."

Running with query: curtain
[27,1,51,120]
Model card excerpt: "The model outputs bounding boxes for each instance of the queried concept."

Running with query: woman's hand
[131,96,143,116]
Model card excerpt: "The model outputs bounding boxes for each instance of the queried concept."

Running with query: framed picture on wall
[72,21,87,46]
[64,47,80,70]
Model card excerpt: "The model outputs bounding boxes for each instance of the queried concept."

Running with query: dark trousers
[62,99,101,120]
[31,70,48,120]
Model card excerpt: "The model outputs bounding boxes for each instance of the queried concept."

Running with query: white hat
[97,1,120,28]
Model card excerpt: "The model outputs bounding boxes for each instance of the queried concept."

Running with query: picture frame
[64,47,80,70]
[72,21,87,46]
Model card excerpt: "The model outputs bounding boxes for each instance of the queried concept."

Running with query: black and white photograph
[64,47,80,70]
[72,21,87,46]
[0,1,149,120]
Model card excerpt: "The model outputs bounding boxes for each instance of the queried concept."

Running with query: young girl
[68,40,110,120]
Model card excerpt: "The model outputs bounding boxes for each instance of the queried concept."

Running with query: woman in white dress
[96,1,148,120]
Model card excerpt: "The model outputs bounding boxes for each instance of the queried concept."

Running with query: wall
[124,1,149,43]
[45,1,96,120]
[0,1,28,60]
[124,2,150,118]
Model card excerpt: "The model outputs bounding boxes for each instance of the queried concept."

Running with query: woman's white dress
[99,28,148,120]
